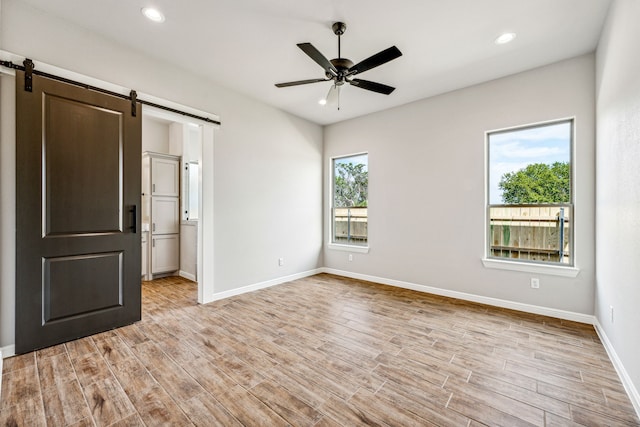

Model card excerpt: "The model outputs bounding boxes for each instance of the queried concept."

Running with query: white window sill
[482,258,579,277]
[327,243,370,254]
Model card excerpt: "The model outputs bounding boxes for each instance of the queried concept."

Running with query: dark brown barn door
[15,70,141,354]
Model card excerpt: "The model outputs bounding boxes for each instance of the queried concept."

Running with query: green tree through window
[499,161,570,204]
[334,162,368,207]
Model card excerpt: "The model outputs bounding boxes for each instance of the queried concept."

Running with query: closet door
[151,234,180,273]
[151,196,180,234]
[151,157,180,196]
[15,70,142,354]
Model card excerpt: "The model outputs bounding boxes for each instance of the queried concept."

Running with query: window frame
[328,152,370,253]
[483,118,579,276]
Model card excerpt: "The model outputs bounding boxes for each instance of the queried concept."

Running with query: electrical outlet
[348,254,353,262]
[278,257,284,267]
[530,278,540,289]
[610,305,614,323]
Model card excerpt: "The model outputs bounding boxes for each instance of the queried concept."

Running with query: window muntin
[331,153,368,247]
[487,120,573,266]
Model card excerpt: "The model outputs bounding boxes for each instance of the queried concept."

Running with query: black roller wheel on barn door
[15,70,142,354]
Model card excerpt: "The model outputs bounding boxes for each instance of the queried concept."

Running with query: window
[331,153,368,247]
[184,161,199,220]
[487,119,573,266]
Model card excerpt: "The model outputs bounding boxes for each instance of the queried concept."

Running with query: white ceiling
[18,0,612,125]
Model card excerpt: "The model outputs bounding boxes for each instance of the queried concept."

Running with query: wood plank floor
[1,274,638,426]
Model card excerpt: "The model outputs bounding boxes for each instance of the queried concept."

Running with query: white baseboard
[594,319,640,418]
[321,268,595,324]
[210,268,324,301]
[179,270,197,282]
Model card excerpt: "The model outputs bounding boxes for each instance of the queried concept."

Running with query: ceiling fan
[275,22,402,109]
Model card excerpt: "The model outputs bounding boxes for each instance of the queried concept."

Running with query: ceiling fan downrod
[332,22,346,58]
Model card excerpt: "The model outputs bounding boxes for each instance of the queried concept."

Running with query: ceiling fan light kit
[324,84,341,109]
[275,22,402,110]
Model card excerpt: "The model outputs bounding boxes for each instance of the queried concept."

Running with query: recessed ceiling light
[141,7,165,23]
[495,32,516,45]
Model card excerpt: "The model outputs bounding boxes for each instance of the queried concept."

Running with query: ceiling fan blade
[297,43,338,75]
[348,46,402,75]
[275,78,329,88]
[350,79,396,95]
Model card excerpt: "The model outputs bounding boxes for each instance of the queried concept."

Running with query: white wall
[0,0,323,350]
[595,0,640,408]
[142,117,171,154]
[324,54,596,316]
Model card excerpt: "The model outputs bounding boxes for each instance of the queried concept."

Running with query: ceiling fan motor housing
[327,58,355,84]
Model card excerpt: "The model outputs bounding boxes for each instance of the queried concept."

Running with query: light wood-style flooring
[1,274,638,426]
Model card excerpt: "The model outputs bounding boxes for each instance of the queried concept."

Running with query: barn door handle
[130,205,137,233]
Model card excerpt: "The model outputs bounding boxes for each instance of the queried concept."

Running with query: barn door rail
[0,58,221,125]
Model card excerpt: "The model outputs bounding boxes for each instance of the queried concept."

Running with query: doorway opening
[141,106,214,305]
